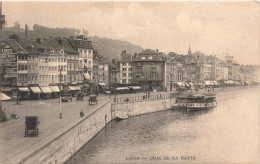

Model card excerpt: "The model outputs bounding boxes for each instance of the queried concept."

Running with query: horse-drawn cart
[88,94,98,105]
[24,116,40,137]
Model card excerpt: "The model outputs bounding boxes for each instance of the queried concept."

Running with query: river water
[66,89,260,164]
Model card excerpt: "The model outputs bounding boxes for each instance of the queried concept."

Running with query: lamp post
[59,67,62,119]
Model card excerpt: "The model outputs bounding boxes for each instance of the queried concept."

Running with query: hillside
[2,24,143,59]
[90,35,143,59]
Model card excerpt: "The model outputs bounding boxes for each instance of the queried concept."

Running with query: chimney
[36,38,41,44]
[25,24,28,38]
[55,37,62,46]
[76,35,84,40]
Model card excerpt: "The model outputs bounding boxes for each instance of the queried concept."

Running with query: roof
[45,38,62,51]
[133,53,163,62]
[121,53,132,61]
[59,39,78,54]
[139,49,158,55]
[68,38,93,50]
[6,39,26,53]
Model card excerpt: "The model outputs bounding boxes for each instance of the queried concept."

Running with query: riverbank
[0,86,258,164]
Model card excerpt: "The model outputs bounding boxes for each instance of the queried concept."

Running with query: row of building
[0,34,260,97]
[118,47,260,91]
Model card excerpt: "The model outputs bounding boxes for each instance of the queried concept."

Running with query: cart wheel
[36,128,39,137]
[24,128,27,137]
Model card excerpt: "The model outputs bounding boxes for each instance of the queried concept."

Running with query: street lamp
[59,67,62,119]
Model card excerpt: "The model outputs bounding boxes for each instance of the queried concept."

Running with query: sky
[2,1,260,65]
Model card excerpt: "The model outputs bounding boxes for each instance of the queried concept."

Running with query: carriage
[61,93,72,102]
[88,95,98,105]
[24,116,40,137]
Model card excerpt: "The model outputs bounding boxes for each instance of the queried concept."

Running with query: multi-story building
[17,38,39,85]
[203,62,212,80]
[69,35,93,83]
[0,39,25,89]
[132,49,166,90]
[35,38,67,86]
[119,51,132,84]
[225,53,233,80]
[109,60,120,89]
[216,58,225,80]
[55,38,79,84]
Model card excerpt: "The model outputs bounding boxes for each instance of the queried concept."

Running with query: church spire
[188,45,192,56]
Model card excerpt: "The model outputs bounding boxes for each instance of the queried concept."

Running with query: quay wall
[111,97,175,117]
[17,100,112,164]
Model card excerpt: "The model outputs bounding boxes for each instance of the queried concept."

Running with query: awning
[129,86,141,90]
[0,93,11,101]
[175,82,183,87]
[99,83,106,86]
[188,82,194,86]
[224,81,229,84]
[116,87,129,90]
[69,86,81,91]
[197,83,203,86]
[18,87,29,92]
[205,81,211,85]
[184,83,190,87]
[49,86,60,92]
[212,81,219,85]
[30,87,42,93]
[228,80,234,84]
[40,86,52,93]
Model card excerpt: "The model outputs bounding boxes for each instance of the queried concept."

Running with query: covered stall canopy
[174,82,184,87]
[18,87,29,92]
[49,86,60,92]
[212,81,219,86]
[98,83,106,86]
[30,87,42,93]
[204,81,215,86]
[68,86,81,91]
[0,93,11,101]
[128,86,141,90]
[40,87,52,93]
[116,87,130,91]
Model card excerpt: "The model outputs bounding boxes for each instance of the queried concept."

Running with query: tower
[188,45,192,56]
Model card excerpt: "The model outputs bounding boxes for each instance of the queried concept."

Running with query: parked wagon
[88,94,98,105]
[61,93,72,102]
[24,116,40,137]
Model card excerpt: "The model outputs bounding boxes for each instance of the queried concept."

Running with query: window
[122,68,126,71]
[129,68,132,71]
[150,72,158,78]
[122,79,127,83]
[122,73,126,77]
[122,63,126,66]
[136,66,142,70]
[128,73,132,77]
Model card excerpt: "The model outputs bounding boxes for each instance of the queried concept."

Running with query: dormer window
[51,50,55,54]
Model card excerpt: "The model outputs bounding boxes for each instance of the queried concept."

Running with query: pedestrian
[80,110,84,118]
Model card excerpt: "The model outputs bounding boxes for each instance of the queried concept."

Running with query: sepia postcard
[0,0,259,164]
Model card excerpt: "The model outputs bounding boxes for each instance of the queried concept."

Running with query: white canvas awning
[49,86,60,92]
[116,87,129,90]
[18,87,29,92]
[0,93,11,101]
[69,86,81,91]
[30,87,42,93]
[205,81,211,85]
[40,87,52,93]
[129,86,141,90]
[99,83,106,86]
